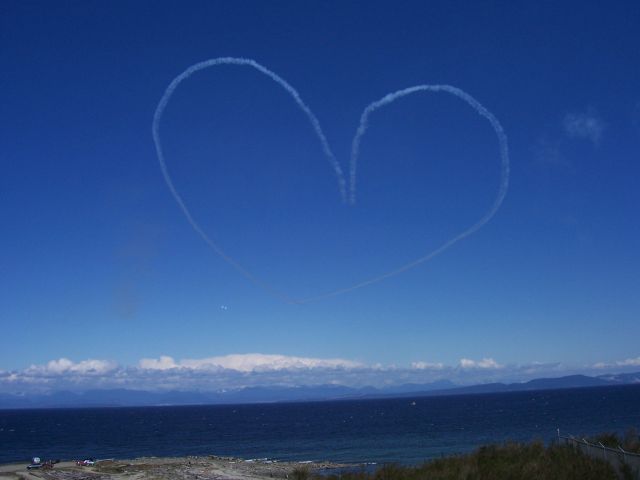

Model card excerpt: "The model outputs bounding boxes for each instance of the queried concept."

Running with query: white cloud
[562,110,605,145]
[459,358,502,369]
[26,358,117,375]
[5,353,637,395]
[617,357,640,367]
[139,353,363,372]
[411,361,444,370]
[139,355,178,370]
[591,357,640,369]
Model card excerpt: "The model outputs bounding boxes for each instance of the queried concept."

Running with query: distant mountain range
[1,372,638,409]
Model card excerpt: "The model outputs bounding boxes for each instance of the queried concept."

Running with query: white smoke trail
[152,57,346,303]
[153,59,509,303]
[297,85,509,302]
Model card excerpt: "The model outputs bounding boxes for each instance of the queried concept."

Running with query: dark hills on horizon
[1,372,638,409]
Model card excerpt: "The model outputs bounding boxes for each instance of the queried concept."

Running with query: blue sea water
[1,385,639,465]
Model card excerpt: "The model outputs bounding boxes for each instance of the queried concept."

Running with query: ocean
[1,384,639,465]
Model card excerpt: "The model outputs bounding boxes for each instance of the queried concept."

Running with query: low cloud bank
[138,353,363,372]
[0,353,637,394]
[458,358,503,369]
[593,356,640,369]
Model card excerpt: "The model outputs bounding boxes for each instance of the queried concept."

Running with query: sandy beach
[0,456,350,480]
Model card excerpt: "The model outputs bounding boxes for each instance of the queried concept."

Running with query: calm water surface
[1,385,639,464]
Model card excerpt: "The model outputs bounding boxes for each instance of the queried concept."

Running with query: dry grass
[308,442,619,480]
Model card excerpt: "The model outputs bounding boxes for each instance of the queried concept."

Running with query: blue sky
[1,0,639,390]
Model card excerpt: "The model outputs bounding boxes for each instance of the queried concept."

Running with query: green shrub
[291,466,311,480]
[588,427,640,453]
[301,442,618,480]
[623,427,640,453]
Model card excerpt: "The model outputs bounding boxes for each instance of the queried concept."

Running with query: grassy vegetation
[292,441,623,480]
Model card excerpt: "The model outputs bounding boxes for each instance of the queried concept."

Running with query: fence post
[562,431,640,479]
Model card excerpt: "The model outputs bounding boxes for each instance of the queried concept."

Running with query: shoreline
[0,455,357,480]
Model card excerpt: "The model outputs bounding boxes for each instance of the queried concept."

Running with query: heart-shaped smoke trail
[152,58,510,304]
